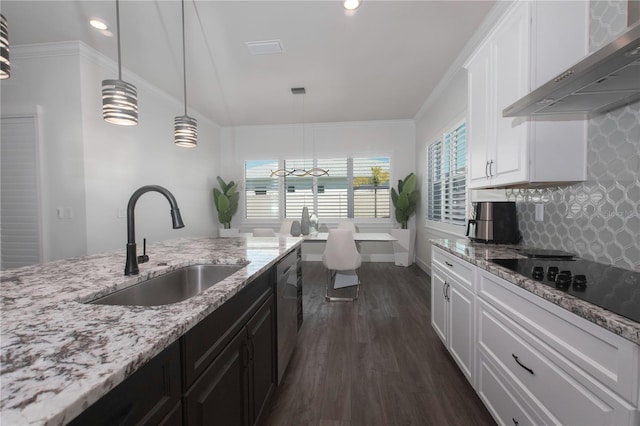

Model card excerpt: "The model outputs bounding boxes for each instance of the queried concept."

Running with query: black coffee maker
[466,201,521,244]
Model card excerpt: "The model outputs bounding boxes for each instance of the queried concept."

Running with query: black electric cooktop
[490,257,640,323]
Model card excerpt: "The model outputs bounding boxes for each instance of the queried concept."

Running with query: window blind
[316,158,348,218]
[245,160,279,219]
[284,159,314,218]
[1,116,42,269]
[427,121,467,226]
[353,157,390,218]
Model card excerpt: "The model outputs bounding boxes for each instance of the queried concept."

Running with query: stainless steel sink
[90,264,245,306]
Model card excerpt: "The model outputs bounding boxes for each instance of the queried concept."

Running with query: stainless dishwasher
[276,249,299,384]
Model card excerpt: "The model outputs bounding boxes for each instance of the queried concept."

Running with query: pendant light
[174,0,197,147]
[271,88,329,177]
[0,13,10,79]
[102,0,138,126]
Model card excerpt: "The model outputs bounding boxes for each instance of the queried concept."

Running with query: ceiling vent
[245,39,284,55]
[291,87,306,95]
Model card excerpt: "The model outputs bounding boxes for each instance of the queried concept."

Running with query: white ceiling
[2,0,495,126]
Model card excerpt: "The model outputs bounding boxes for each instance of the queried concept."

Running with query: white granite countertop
[0,236,302,426]
[431,239,640,346]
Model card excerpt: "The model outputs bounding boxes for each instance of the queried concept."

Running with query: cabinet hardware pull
[512,354,534,375]
[512,418,519,426]
[485,161,490,179]
[445,261,453,267]
[445,283,450,301]
[489,160,494,177]
[443,281,447,299]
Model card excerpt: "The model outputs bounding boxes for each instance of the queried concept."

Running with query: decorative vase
[310,212,319,236]
[301,207,310,235]
[290,220,301,237]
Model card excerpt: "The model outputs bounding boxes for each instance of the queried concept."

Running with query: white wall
[2,42,220,261]
[2,43,88,261]
[414,69,469,273]
[79,44,220,254]
[220,120,416,261]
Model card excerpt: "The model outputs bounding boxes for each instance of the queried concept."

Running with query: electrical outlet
[535,203,544,222]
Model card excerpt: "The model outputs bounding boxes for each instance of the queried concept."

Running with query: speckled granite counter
[0,236,302,426]
[431,239,640,346]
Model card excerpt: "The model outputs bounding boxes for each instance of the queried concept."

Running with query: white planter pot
[218,228,239,238]
[391,228,416,267]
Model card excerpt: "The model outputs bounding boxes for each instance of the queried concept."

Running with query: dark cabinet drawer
[181,272,272,389]
[69,341,182,426]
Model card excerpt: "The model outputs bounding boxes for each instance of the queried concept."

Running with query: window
[244,157,390,220]
[427,121,466,226]
[245,160,279,219]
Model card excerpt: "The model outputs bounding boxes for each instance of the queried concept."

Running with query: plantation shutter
[445,122,467,225]
[283,159,314,218]
[427,139,443,221]
[245,160,279,219]
[353,157,390,218]
[1,116,42,269]
[426,121,467,226]
[316,158,348,218]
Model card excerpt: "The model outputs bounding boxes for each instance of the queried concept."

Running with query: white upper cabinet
[464,1,589,189]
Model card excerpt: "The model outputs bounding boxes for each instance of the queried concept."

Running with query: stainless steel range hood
[503,20,640,118]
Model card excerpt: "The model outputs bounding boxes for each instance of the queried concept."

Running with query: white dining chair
[253,228,276,237]
[279,219,294,235]
[322,228,362,302]
[337,220,357,233]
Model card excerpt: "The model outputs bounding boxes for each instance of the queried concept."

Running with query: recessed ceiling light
[343,0,360,11]
[89,19,108,30]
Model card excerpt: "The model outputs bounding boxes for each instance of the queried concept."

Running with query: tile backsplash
[512,0,639,271]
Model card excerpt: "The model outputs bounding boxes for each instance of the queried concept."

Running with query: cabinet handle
[485,161,490,179]
[512,418,519,426]
[512,354,534,375]
[443,281,448,299]
[445,261,453,268]
[489,160,494,177]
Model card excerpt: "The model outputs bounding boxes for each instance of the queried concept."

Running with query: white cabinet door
[491,2,529,186]
[448,279,475,384]
[467,43,492,188]
[431,267,448,345]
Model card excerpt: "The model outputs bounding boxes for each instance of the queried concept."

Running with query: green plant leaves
[392,172,418,228]
[214,176,239,228]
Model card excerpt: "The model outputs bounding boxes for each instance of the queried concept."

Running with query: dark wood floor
[265,262,495,426]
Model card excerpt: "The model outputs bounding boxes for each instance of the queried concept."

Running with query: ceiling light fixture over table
[270,88,329,177]
[174,0,197,147]
[101,0,138,126]
[343,0,361,11]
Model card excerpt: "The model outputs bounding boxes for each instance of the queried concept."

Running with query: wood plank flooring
[265,262,495,426]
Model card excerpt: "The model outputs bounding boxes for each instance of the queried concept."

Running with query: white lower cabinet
[430,246,640,426]
[431,248,475,386]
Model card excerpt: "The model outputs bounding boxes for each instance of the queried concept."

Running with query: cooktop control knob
[573,274,587,288]
[532,266,544,279]
[547,266,559,280]
[555,271,572,287]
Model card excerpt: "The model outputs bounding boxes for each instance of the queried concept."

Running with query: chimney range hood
[503,21,640,118]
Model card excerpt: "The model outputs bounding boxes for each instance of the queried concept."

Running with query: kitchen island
[1,236,302,425]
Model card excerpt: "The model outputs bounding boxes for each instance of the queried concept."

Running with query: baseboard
[415,256,431,276]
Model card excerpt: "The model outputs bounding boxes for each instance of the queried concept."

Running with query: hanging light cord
[181,0,188,116]
[116,0,122,80]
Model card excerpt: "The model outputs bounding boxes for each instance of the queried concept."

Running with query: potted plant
[213,176,239,237]
[390,172,419,266]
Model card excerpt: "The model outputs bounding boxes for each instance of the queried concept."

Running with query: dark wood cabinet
[68,341,182,426]
[183,327,249,426]
[69,250,290,426]
[247,295,276,425]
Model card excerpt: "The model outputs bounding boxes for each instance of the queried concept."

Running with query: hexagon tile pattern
[510,1,639,271]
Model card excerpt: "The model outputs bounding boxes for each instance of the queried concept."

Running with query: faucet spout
[125,185,185,276]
